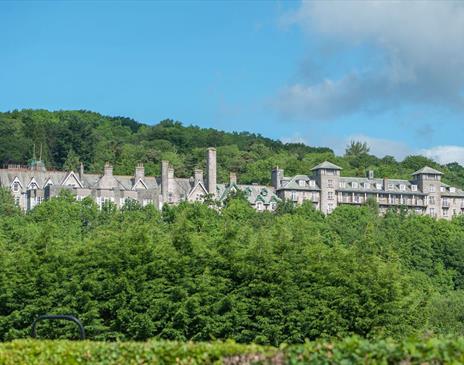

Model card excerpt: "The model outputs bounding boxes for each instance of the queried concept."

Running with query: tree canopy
[0,109,463,188]
[1,190,464,343]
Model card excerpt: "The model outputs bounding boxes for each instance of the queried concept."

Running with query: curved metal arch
[31,314,85,340]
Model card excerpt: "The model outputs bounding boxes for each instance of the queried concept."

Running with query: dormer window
[309,180,316,187]
[256,201,264,211]
[364,182,370,189]
[440,186,445,193]
[399,184,406,191]
[30,183,38,190]
[375,183,382,190]
[388,183,394,190]
[450,187,456,193]
[12,182,20,192]
[411,185,417,192]
[339,181,346,189]
[352,182,358,189]
[298,180,305,187]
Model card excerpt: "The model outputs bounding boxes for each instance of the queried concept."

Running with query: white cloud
[277,1,464,120]
[420,145,464,165]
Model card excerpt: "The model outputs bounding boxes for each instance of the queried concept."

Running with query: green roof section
[412,166,443,176]
[311,161,342,171]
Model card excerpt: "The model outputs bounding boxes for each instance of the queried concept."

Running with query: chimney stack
[383,177,388,190]
[229,172,237,185]
[206,147,217,196]
[194,169,203,185]
[367,170,374,180]
[79,162,84,180]
[104,162,113,176]
[161,160,169,203]
[135,163,145,180]
[271,166,284,189]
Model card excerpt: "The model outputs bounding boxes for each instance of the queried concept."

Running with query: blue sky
[1,1,463,163]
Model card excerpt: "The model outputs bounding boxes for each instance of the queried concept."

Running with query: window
[312,192,318,201]
[291,191,298,201]
[30,183,38,190]
[411,185,417,191]
[430,207,436,217]
[168,193,173,203]
[256,201,264,211]
[339,181,346,189]
[298,180,305,187]
[376,183,382,190]
[328,192,334,200]
[309,180,316,187]
[352,182,358,189]
[429,196,435,205]
[354,195,360,203]
[450,187,456,193]
[270,202,277,211]
[443,209,448,217]
[327,179,334,188]
[440,186,445,192]
[327,203,334,213]
[364,182,370,189]
[430,185,436,193]
[14,196,20,206]
[399,184,406,191]
[12,182,20,192]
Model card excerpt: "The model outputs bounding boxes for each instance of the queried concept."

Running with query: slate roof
[217,183,280,205]
[279,175,321,191]
[412,166,443,175]
[311,161,342,171]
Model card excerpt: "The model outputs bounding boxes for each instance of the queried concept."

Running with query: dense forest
[1,110,464,345]
[1,109,463,187]
[1,190,464,344]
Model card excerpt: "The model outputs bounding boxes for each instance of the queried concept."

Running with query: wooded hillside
[1,109,463,187]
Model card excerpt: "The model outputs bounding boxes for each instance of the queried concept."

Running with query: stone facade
[0,148,280,213]
[272,162,464,220]
[2,151,463,219]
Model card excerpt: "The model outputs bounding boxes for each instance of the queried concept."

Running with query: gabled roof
[412,166,443,176]
[311,161,342,171]
[61,171,84,188]
[187,181,208,199]
[132,177,148,190]
[27,177,40,189]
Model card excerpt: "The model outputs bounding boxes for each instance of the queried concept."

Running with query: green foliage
[1,109,463,187]
[2,196,464,343]
[5,337,464,364]
[0,339,275,365]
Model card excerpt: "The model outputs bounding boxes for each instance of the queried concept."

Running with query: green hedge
[0,339,275,365]
[3,337,464,364]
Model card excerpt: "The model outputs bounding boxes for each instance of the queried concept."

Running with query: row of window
[255,201,277,211]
